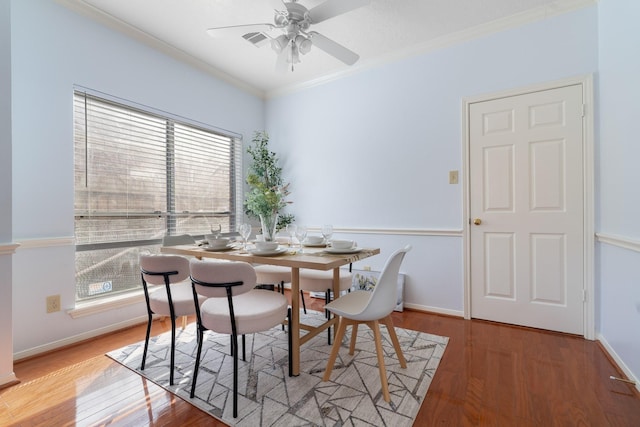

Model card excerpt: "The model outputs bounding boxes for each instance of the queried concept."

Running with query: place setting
[248,240,288,256]
[324,238,363,254]
[199,224,235,251]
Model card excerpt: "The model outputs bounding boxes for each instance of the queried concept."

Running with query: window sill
[68,291,145,319]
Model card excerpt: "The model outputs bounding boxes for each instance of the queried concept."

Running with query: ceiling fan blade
[308,0,370,24]
[206,23,277,38]
[308,31,359,65]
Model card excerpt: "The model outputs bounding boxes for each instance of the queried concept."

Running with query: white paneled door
[469,84,585,335]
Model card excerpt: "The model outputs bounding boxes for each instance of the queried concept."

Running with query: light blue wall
[9,0,264,354]
[1,0,11,243]
[597,0,640,380]
[265,7,598,315]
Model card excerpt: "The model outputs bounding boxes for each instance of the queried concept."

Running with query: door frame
[462,75,595,340]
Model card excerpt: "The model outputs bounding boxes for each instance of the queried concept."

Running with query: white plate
[202,245,233,252]
[302,241,327,247]
[249,247,287,256]
[324,247,363,254]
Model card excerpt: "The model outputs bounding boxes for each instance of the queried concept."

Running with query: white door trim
[461,74,595,340]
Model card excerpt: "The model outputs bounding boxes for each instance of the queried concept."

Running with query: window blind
[73,90,242,300]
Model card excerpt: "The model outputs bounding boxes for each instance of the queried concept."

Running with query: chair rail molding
[0,243,20,256]
[307,227,463,237]
[596,233,640,253]
[16,237,75,249]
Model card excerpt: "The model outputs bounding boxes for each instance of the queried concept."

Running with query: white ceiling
[64,0,589,97]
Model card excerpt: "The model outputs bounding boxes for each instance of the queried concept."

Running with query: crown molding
[57,0,596,100]
[56,0,265,99]
[267,0,597,98]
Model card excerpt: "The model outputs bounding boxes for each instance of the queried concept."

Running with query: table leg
[291,267,300,376]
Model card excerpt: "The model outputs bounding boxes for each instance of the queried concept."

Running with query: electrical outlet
[449,170,459,184]
[46,295,61,313]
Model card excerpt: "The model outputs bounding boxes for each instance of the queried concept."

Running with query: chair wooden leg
[368,320,391,402]
[323,316,349,382]
[349,323,359,355]
[381,315,407,368]
[181,315,187,330]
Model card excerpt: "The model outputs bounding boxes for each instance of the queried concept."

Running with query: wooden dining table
[160,243,380,376]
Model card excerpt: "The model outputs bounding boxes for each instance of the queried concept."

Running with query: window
[73,90,243,301]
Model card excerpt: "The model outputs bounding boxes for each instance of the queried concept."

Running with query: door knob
[473,218,482,225]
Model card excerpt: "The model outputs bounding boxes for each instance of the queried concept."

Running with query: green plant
[244,131,294,230]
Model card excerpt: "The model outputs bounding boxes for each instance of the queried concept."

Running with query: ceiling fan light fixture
[273,11,288,27]
[290,44,301,64]
[295,35,312,55]
[271,34,289,53]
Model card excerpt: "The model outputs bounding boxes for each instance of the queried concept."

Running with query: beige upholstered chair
[189,259,291,418]
[161,234,197,329]
[139,254,205,385]
[322,245,411,402]
[254,264,291,293]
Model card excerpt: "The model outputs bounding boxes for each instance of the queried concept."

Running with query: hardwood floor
[2,291,639,426]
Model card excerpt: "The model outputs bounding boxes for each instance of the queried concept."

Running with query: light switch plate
[449,170,459,184]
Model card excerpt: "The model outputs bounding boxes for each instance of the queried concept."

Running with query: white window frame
[73,88,243,303]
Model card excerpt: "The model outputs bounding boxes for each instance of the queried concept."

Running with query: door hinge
[583,289,587,302]
[581,103,586,117]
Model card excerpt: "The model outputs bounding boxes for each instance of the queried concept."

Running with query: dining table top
[160,244,380,270]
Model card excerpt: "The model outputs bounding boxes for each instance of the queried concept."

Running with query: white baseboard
[13,315,148,361]
[0,372,19,388]
[403,302,464,318]
[596,332,640,392]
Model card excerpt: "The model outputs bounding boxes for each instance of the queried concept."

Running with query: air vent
[242,32,270,48]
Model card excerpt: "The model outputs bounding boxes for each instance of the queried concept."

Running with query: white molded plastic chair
[189,259,291,418]
[140,254,205,385]
[322,245,411,402]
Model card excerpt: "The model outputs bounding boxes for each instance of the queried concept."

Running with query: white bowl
[331,239,355,249]
[304,235,324,245]
[205,236,230,248]
[255,241,278,251]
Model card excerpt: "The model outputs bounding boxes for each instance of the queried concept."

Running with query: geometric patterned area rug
[107,311,448,426]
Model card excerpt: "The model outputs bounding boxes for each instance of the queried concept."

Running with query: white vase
[259,213,279,242]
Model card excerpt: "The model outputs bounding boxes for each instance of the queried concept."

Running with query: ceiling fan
[206,0,370,71]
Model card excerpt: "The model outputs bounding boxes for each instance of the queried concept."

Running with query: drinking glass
[210,223,221,238]
[321,224,333,244]
[295,225,307,249]
[286,224,297,247]
[238,223,251,250]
